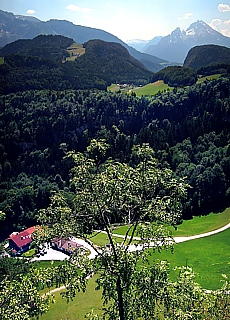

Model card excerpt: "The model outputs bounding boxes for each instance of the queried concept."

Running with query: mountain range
[1,9,230,68]
[144,20,230,63]
[0,9,166,72]
[0,35,153,95]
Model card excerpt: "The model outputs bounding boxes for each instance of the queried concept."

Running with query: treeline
[150,64,230,87]
[0,77,229,239]
[0,37,151,95]
[150,66,198,87]
[197,63,230,76]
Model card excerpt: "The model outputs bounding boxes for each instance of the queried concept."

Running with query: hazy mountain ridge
[126,36,162,52]
[144,20,230,63]
[0,9,166,72]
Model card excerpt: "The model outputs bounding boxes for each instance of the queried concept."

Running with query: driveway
[31,244,69,261]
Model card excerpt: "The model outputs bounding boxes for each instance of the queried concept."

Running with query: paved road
[33,222,230,261]
[174,222,230,243]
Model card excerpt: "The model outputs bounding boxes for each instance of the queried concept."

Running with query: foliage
[184,45,230,70]
[0,34,73,62]
[197,63,230,77]
[0,257,54,319]
[150,66,197,87]
[37,141,189,319]
[0,77,230,237]
[0,36,151,95]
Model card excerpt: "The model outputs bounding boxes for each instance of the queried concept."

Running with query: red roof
[9,226,36,248]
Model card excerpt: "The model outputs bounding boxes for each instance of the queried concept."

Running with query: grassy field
[197,73,222,82]
[89,230,138,246]
[107,80,173,96]
[113,208,230,237]
[149,227,230,290]
[38,209,230,319]
[40,276,103,320]
[131,80,173,96]
[168,208,230,236]
[65,43,85,62]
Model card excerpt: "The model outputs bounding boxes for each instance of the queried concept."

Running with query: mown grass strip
[114,208,230,237]
[149,227,230,290]
[39,276,103,320]
[131,80,173,97]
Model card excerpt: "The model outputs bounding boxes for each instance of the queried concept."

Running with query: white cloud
[210,18,222,27]
[221,28,230,36]
[184,13,193,20]
[27,9,36,15]
[66,4,92,13]
[209,18,230,37]
[178,12,193,21]
[218,3,230,12]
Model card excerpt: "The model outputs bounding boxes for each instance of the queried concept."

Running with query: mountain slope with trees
[0,35,152,94]
[0,9,166,72]
[150,66,197,86]
[184,44,230,70]
[0,77,229,240]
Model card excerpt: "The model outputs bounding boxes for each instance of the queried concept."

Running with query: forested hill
[0,9,166,72]
[0,77,229,239]
[0,34,74,61]
[184,44,230,70]
[0,35,152,95]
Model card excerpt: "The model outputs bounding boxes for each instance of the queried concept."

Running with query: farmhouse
[8,226,36,255]
[51,237,83,255]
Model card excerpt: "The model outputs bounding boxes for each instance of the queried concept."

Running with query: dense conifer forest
[0,77,229,240]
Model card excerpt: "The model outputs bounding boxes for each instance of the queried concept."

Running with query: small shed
[52,237,83,255]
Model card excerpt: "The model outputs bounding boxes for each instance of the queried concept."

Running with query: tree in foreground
[37,141,229,319]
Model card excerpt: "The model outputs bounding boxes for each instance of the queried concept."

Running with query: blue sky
[1,1,230,41]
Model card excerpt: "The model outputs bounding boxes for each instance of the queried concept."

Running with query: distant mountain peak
[144,20,230,63]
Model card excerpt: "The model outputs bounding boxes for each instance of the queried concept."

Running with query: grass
[107,81,173,96]
[107,83,121,92]
[65,43,85,62]
[39,276,103,320]
[131,80,173,97]
[149,227,230,290]
[113,208,230,237]
[197,73,222,82]
[89,231,128,246]
[37,209,230,318]
[168,208,230,236]
[0,57,4,65]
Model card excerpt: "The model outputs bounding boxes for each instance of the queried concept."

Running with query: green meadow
[107,80,173,96]
[149,227,230,290]
[197,73,222,82]
[40,276,103,320]
[39,209,230,319]
[113,208,230,237]
[131,80,173,96]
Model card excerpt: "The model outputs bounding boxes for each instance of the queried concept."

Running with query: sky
[1,0,230,41]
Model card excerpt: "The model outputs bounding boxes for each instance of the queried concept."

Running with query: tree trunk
[116,276,125,320]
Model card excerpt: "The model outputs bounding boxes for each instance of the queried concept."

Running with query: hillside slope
[0,36,152,94]
[184,44,230,70]
[0,9,166,72]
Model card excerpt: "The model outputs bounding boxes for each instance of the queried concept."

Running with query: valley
[0,6,230,320]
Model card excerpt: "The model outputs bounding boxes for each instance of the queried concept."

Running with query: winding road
[43,221,230,296]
